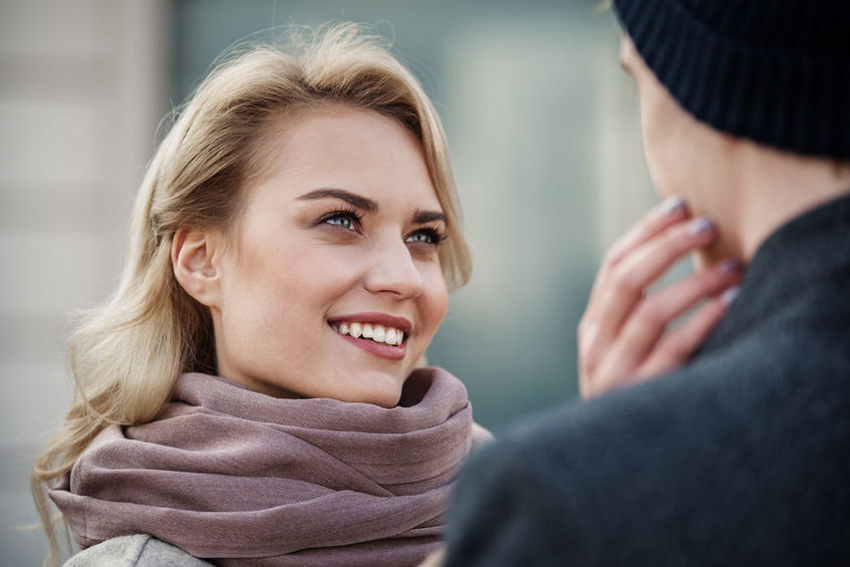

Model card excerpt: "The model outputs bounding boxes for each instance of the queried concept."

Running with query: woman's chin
[337,371,406,408]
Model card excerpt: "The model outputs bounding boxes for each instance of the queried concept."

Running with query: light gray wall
[0,0,170,563]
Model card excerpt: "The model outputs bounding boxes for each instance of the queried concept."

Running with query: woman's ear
[172,227,222,307]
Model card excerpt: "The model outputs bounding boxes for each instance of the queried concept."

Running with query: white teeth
[333,321,404,346]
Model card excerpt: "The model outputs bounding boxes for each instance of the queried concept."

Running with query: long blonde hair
[31,23,470,565]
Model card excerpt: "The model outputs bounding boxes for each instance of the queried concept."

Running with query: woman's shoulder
[63,534,213,567]
[471,422,494,449]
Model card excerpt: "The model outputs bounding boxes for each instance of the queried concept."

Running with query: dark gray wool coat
[445,192,850,567]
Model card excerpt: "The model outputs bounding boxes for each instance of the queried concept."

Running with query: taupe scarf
[50,368,488,566]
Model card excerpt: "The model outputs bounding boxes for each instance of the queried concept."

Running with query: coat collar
[699,191,850,355]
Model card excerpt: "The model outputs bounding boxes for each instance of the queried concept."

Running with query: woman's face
[207,106,449,407]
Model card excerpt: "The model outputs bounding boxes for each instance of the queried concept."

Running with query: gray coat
[64,535,211,567]
[445,193,850,566]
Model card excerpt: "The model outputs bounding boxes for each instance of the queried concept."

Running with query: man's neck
[697,142,850,267]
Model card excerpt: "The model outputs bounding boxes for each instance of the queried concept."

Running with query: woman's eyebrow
[413,210,447,224]
[297,188,378,212]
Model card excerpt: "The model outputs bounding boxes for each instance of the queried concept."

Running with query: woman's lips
[327,312,412,361]
[333,330,407,360]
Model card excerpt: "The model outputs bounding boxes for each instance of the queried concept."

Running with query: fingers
[580,268,740,397]
[618,260,740,368]
[578,194,745,400]
[604,196,688,267]
[584,197,689,320]
[636,286,740,379]
[580,197,710,395]
[579,253,741,398]
[585,215,717,361]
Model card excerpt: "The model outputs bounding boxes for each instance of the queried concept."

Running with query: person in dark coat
[444,1,850,565]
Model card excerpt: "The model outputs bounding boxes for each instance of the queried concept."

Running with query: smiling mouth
[331,322,405,346]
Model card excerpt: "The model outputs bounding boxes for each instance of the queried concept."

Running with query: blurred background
[1,0,656,563]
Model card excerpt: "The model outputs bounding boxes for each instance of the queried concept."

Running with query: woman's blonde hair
[31,23,470,565]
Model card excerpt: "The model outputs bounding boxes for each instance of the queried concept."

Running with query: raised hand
[578,197,741,399]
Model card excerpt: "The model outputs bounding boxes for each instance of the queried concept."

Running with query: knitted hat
[612,0,850,160]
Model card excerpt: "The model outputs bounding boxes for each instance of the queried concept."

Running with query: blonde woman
[32,24,488,567]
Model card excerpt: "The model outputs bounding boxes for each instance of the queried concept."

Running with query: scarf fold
[50,367,487,566]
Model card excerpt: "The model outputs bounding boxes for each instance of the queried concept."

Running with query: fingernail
[721,285,740,305]
[660,196,687,216]
[686,216,714,236]
[716,259,740,274]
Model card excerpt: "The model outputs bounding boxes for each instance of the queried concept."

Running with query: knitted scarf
[50,367,488,566]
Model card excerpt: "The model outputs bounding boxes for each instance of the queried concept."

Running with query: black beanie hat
[613,0,850,160]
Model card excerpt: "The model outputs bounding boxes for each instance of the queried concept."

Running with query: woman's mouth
[331,322,405,346]
[328,314,411,361]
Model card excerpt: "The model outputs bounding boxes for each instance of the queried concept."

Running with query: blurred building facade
[1,0,654,563]
[1,1,170,563]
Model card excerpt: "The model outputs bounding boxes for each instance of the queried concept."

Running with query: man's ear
[172,227,222,307]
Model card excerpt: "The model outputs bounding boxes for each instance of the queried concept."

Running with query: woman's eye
[322,212,360,231]
[405,229,444,246]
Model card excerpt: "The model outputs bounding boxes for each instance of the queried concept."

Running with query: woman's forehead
[245,106,441,209]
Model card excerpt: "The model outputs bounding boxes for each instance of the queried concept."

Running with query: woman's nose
[363,238,423,299]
